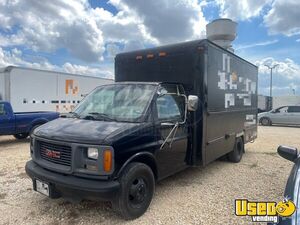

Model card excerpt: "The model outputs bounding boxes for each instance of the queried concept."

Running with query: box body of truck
[115,39,258,166]
[0,66,113,113]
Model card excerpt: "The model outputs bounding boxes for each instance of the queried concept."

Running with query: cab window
[288,106,300,113]
[0,104,5,115]
[276,106,288,113]
[156,89,185,122]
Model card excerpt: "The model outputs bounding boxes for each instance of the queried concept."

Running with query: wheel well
[236,133,244,142]
[240,135,244,144]
[236,135,245,152]
[30,120,47,131]
[131,155,158,181]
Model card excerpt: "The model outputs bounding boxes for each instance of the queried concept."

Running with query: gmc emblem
[45,149,61,159]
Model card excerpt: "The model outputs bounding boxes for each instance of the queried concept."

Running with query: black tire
[113,162,155,220]
[13,133,29,139]
[228,137,244,163]
[260,117,271,126]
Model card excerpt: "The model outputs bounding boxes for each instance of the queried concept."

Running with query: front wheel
[13,133,29,139]
[260,117,272,126]
[113,162,155,220]
[228,137,244,163]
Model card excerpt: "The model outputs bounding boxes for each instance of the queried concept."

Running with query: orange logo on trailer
[65,80,79,95]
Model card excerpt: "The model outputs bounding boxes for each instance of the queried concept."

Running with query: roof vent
[206,18,237,52]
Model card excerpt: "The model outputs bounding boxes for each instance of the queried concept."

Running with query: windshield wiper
[85,112,116,121]
[62,111,80,118]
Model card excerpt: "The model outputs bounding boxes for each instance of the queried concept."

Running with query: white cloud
[105,43,121,59]
[0,47,56,70]
[109,0,207,44]
[0,0,208,63]
[0,0,105,62]
[296,39,300,42]
[123,40,145,52]
[215,0,300,37]
[63,62,113,78]
[256,57,300,80]
[235,39,278,50]
[264,0,300,36]
[0,47,113,78]
[255,57,300,95]
[216,0,271,21]
[91,6,155,45]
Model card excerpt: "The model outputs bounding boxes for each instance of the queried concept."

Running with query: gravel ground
[0,126,299,225]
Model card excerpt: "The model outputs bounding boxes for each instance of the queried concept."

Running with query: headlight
[84,146,114,174]
[87,147,99,159]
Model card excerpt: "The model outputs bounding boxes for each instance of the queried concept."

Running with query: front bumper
[25,160,120,201]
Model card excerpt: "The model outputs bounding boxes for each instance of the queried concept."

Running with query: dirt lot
[0,126,299,225]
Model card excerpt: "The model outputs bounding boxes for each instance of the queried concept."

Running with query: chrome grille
[39,141,72,166]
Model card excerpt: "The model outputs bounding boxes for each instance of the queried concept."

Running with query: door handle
[160,122,179,149]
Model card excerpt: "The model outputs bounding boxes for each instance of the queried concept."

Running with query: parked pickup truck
[0,101,59,139]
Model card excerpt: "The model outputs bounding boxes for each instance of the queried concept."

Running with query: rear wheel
[260,117,271,126]
[228,137,244,163]
[113,162,155,220]
[13,133,29,139]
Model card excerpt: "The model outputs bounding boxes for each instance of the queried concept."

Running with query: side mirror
[188,95,199,112]
[278,145,298,162]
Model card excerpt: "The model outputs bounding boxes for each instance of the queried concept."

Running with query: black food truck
[26,39,258,219]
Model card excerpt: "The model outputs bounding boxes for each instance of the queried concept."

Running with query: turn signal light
[159,52,167,57]
[147,54,154,59]
[103,150,112,172]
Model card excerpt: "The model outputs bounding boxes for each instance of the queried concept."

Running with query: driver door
[155,85,188,179]
[287,106,300,125]
[271,106,290,124]
[0,103,15,135]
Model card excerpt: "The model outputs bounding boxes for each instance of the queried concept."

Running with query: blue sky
[0,0,299,96]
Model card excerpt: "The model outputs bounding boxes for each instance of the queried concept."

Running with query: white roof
[0,65,114,81]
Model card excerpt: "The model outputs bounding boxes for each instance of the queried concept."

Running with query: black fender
[29,118,49,133]
[116,152,158,180]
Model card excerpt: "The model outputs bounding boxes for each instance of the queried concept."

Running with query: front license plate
[35,179,50,196]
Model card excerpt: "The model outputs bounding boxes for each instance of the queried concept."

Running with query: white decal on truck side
[225,93,235,108]
[218,54,257,108]
[245,114,257,126]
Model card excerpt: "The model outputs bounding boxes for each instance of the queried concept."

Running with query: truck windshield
[73,84,157,122]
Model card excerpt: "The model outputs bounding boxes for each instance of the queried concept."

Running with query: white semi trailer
[258,95,272,113]
[273,96,300,109]
[0,66,113,113]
